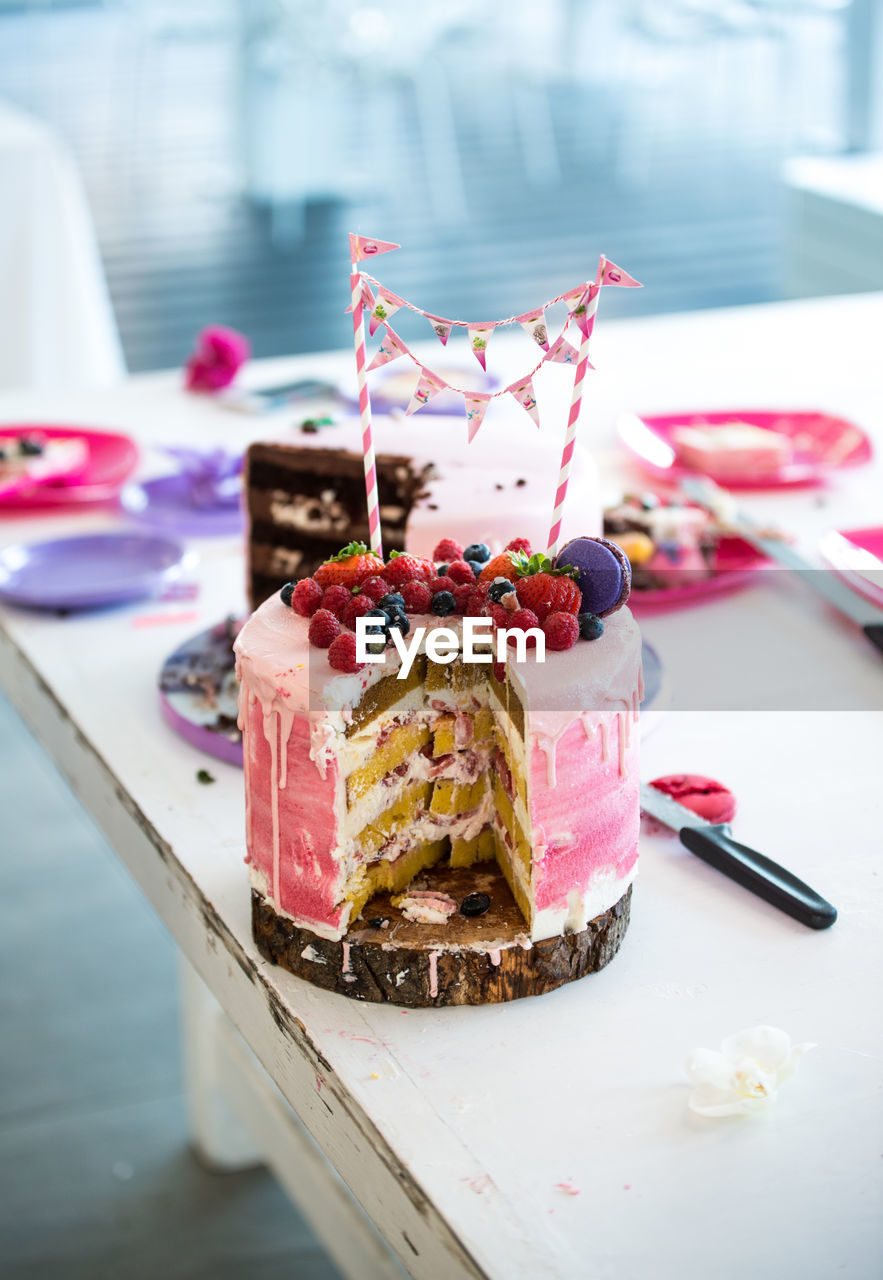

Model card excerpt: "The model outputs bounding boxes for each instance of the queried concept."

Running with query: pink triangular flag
[507,375,540,429]
[597,258,642,288]
[425,314,454,347]
[516,307,550,351]
[345,275,376,314]
[369,290,405,336]
[405,367,448,416]
[464,392,492,443]
[561,283,590,313]
[467,323,495,372]
[572,284,599,338]
[367,328,409,372]
[546,334,583,367]
[349,234,400,262]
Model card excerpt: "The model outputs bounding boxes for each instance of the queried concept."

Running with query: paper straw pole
[546,287,600,560]
[350,270,383,559]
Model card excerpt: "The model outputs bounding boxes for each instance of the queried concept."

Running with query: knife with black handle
[640,782,837,929]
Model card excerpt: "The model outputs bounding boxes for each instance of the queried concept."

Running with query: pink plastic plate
[628,536,767,612]
[618,409,872,489]
[0,424,139,508]
[818,526,883,609]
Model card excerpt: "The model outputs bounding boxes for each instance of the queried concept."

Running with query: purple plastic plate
[158,617,244,765]
[0,531,187,610]
[155,620,662,769]
[120,476,244,537]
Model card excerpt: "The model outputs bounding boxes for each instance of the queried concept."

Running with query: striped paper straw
[546,284,601,559]
[350,270,383,559]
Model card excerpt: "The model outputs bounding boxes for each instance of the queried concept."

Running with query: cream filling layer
[339,740,494,859]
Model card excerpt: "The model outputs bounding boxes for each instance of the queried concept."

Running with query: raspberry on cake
[308,608,340,648]
[320,585,352,618]
[384,552,435,588]
[291,578,323,617]
[400,581,432,612]
[341,594,375,631]
[542,612,579,651]
[235,533,642,991]
[505,607,540,645]
[432,537,463,562]
[358,575,392,602]
[328,632,364,674]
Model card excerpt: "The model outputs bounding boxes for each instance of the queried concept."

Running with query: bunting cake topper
[347,234,641,559]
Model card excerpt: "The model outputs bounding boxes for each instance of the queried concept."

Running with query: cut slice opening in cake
[336,654,507,926]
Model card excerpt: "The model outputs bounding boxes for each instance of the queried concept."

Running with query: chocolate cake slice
[246,441,433,607]
[243,411,603,609]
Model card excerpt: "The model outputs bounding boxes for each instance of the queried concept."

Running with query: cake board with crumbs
[252,866,632,1007]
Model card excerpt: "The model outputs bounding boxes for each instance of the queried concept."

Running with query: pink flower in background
[185,326,250,393]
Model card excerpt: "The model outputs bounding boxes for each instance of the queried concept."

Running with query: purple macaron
[554,536,631,617]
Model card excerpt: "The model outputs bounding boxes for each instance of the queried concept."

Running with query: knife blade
[640,782,837,929]
[680,476,883,654]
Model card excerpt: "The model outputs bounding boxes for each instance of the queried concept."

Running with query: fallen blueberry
[460,892,491,917]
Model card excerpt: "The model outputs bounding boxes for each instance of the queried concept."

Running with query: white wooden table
[1,295,881,1279]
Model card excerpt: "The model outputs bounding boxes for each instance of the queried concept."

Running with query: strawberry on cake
[235,532,642,1004]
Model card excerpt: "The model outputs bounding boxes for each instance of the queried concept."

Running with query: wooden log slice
[252,863,632,1007]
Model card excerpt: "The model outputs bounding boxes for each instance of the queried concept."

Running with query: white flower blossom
[685,1025,815,1117]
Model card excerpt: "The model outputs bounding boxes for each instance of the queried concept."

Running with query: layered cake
[236,533,642,1005]
[244,412,601,606]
